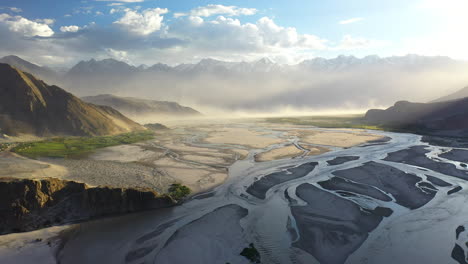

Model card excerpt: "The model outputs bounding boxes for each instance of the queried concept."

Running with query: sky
[0,0,467,67]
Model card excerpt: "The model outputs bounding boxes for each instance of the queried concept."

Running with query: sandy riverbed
[0,152,68,179]
[255,145,304,162]
[203,127,284,148]
[2,122,385,196]
[3,120,427,264]
[297,130,385,148]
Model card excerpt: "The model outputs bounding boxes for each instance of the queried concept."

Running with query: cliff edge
[0,177,175,235]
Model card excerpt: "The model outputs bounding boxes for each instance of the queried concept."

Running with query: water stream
[57,125,468,264]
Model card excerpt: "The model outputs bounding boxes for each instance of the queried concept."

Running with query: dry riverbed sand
[0,121,390,264]
[2,122,385,195]
[203,127,284,148]
[0,152,68,179]
[0,225,71,264]
[288,129,385,148]
[255,145,304,162]
[255,144,329,162]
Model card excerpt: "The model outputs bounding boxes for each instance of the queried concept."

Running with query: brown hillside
[0,63,144,136]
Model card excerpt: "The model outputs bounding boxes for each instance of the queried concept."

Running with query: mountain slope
[0,63,144,136]
[0,55,58,83]
[364,99,468,136]
[61,55,468,111]
[432,86,468,102]
[81,94,201,117]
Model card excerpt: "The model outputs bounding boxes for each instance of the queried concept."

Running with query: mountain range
[2,54,468,112]
[3,54,465,80]
[81,94,201,118]
[59,54,464,75]
[3,55,468,138]
[0,63,143,137]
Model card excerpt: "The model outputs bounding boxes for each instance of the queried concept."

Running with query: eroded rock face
[0,177,175,235]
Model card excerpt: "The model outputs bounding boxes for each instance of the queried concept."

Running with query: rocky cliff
[0,177,175,235]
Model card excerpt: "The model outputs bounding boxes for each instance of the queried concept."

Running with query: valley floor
[4,119,435,264]
[1,120,384,195]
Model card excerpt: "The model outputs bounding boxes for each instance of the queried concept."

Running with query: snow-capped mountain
[67,58,138,76]
[147,63,172,72]
[63,54,462,77]
[299,54,457,71]
[2,54,467,112]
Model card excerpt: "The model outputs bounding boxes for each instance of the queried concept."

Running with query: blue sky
[0,0,466,66]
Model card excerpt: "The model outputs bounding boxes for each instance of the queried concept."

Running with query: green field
[264,115,383,130]
[0,143,12,152]
[11,131,155,159]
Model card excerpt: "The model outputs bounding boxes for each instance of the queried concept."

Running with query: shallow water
[57,124,468,264]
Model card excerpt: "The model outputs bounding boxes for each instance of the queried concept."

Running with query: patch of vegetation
[168,183,191,200]
[264,115,452,136]
[11,131,154,159]
[240,243,261,263]
[0,143,13,152]
[264,115,384,130]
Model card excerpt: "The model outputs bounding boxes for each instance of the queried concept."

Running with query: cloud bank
[0,4,381,66]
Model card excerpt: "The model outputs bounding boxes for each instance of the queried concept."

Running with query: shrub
[168,184,191,200]
[240,243,261,263]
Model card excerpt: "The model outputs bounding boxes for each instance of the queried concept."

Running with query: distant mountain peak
[68,58,137,75]
[0,55,58,83]
[199,58,221,63]
[137,64,149,70]
[256,57,275,64]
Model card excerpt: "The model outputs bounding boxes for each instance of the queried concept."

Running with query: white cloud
[0,13,54,37]
[333,35,385,51]
[174,4,257,18]
[256,17,327,49]
[108,3,124,6]
[0,14,10,21]
[35,18,55,25]
[64,14,72,17]
[114,7,168,35]
[339,17,364,25]
[60,25,81,33]
[96,11,104,15]
[9,7,22,13]
[0,8,380,66]
[336,35,372,49]
[105,48,130,62]
[167,15,327,63]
